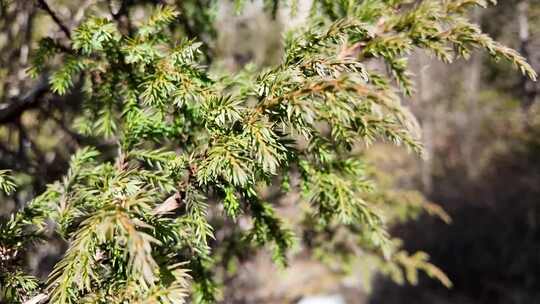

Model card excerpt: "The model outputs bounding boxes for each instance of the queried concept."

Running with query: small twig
[36,0,71,39]
[115,148,128,172]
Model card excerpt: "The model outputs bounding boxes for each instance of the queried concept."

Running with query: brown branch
[36,0,71,39]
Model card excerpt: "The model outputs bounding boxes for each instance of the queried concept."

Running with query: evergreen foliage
[0,1,536,303]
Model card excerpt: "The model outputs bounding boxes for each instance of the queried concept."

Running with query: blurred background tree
[0,0,538,303]
[369,1,540,303]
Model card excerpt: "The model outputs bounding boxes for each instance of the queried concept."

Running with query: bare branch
[36,0,71,39]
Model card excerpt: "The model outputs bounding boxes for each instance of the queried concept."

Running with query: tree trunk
[461,8,482,180]
[518,0,537,113]
[418,54,434,195]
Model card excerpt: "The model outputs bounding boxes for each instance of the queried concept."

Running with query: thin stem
[36,0,71,39]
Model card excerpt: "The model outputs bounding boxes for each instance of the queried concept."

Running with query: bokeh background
[1,1,539,303]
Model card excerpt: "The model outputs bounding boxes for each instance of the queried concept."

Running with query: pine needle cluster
[1,1,536,303]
